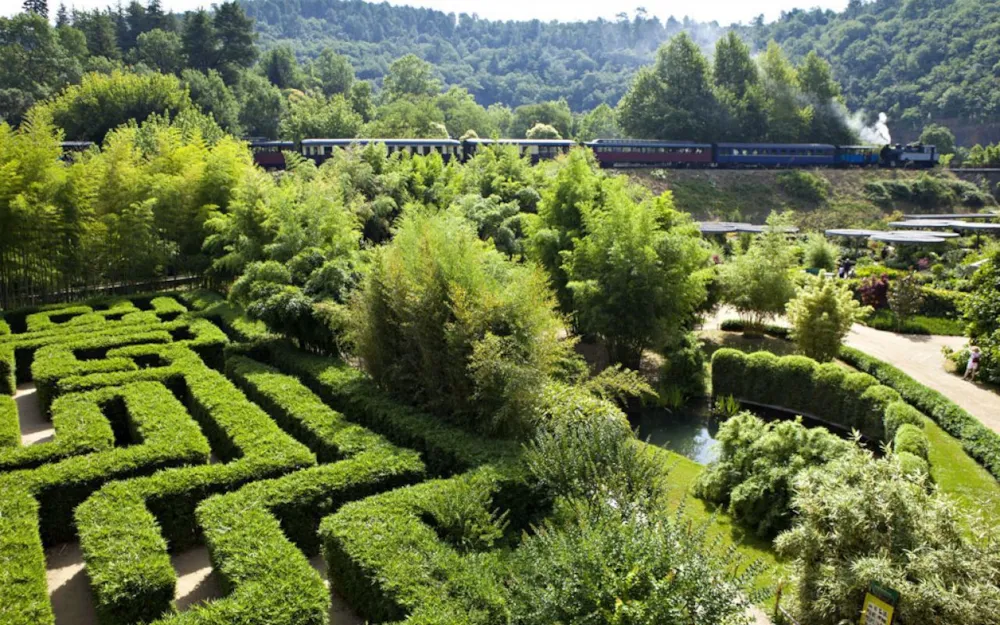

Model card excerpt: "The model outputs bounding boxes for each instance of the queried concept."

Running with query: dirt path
[47,543,98,625]
[700,307,1000,435]
[16,383,54,445]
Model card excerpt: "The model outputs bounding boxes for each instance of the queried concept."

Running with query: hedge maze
[0,291,547,625]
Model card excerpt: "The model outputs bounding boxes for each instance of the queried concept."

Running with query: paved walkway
[701,307,1000,435]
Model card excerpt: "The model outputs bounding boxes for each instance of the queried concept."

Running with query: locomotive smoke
[843,109,892,145]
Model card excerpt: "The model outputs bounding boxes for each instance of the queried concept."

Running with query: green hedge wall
[226,355,392,463]
[841,346,1000,479]
[0,489,52,625]
[256,342,519,475]
[0,390,115,471]
[0,395,18,448]
[74,348,317,625]
[711,349,900,440]
[320,466,514,624]
[179,290,271,343]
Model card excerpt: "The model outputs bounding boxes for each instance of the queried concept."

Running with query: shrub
[857,274,889,309]
[802,233,838,271]
[920,287,967,318]
[963,253,1000,384]
[0,489,52,625]
[349,210,573,437]
[894,423,930,460]
[718,318,790,338]
[657,332,707,404]
[896,451,930,477]
[888,271,925,328]
[777,170,830,203]
[840,346,1000,479]
[786,278,868,362]
[694,412,852,538]
[776,448,1000,625]
[883,401,925,440]
[717,218,797,328]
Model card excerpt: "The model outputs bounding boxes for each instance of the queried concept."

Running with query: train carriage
[301,138,463,165]
[462,138,574,164]
[714,143,837,168]
[835,145,880,167]
[248,140,294,170]
[586,139,714,168]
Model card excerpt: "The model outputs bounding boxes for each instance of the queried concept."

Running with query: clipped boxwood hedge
[895,423,930,460]
[74,347,317,625]
[712,349,901,440]
[0,489,52,625]
[0,390,115,471]
[256,342,519,475]
[0,395,18,448]
[320,466,516,624]
[840,345,1000,479]
[179,290,271,343]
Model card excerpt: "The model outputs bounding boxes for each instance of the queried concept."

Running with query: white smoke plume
[840,108,892,145]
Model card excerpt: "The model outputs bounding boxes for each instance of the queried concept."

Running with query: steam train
[253,137,939,170]
[60,137,938,170]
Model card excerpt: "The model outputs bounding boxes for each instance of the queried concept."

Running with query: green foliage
[717,218,797,328]
[382,53,442,101]
[565,181,709,368]
[309,47,355,97]
[840,345,1000,479]
[883,401,926,440]
[775,447,1000,625]
[786,277,868,362]
[510,100,573,139]
[278,91,362,141]
[505,503,758,625]
[964,253,1000,384]
[694,412,852,538]
[920,123,956,155]
[181,69,242,134]
[574,103,620,142]
[776,170,830,204]
[349,210,572,437]
[525,416,662,516]
[894,423,930,460]
[863,310,967,336]
[802,232,838,271]
[0,489,52,625]
[525,122,561,139]
[658,331,708,405]
[0,396,18,448]
[39,70,193,143]
[889,271,925,327]
[711,348,900,439]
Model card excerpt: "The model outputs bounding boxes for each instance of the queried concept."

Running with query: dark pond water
[628,399,722,465]
[629,399,876,466]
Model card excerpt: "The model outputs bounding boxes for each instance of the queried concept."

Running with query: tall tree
[382,53,441,101]
[182,9,217,72]
[259,45,301,89]
[55,3,69,27]
[760,41,809,142]
[713,31,757,101]
[311,47,354,97]
[135,28,183,74]
[213,0,257,81]
[235,71,283,138]
[617,33,720,140]
[77,9,121,59]
[22,0,48,17]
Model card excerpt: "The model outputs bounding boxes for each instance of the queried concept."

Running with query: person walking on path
[964,346,982,382]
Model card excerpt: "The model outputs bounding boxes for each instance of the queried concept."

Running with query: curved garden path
[701,307,1000,435]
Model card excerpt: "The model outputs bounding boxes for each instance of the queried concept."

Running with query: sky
[1,0,850,25]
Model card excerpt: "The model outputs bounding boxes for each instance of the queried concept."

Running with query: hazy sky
[1,0,849,25]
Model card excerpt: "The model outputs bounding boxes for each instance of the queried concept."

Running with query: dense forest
[239,0,1000,141]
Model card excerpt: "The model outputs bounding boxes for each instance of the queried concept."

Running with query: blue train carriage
[58,141,94,161]
[834,145,880,167]
[879,143,938,168]
[462,138,575,164]
[586,139,714,168]
[714,143,837,168]
[300,138,463,165]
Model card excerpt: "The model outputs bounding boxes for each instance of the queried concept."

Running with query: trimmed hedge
[884,401,925,440]
[840,345,1000,479]
[895,423,930,460]
[320,466,516,624]
[711,349,900,439]
[256,342,519,475]
[179,290,271,343]
[226,355,391,462]
[718,318,791,339]
[0,390,115,471]
[0,489,52,625]
[0,395,18,448]
[0,381,211,549]
[74,347,317,625]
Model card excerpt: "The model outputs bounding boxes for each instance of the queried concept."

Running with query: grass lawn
[923,417,1000,524]
[862,310,967,336]
[644,443,786,607]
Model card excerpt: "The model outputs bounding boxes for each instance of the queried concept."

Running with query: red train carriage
[248,140,294,170]
[586,139,713,168]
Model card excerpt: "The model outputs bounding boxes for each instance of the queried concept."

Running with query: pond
[629,399,721,465]
[630,399,878,466]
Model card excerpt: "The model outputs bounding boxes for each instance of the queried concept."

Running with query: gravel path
[16,383,53,445]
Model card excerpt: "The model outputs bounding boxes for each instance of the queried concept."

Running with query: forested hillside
[239,0,725,111]
[748,0,1000,144]
[240,0,1000,141]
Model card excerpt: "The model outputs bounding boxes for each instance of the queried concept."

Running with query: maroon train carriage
[248,140,294,170]
[586,139,713,168]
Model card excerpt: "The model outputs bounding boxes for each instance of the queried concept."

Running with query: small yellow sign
[860,591,895,625]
